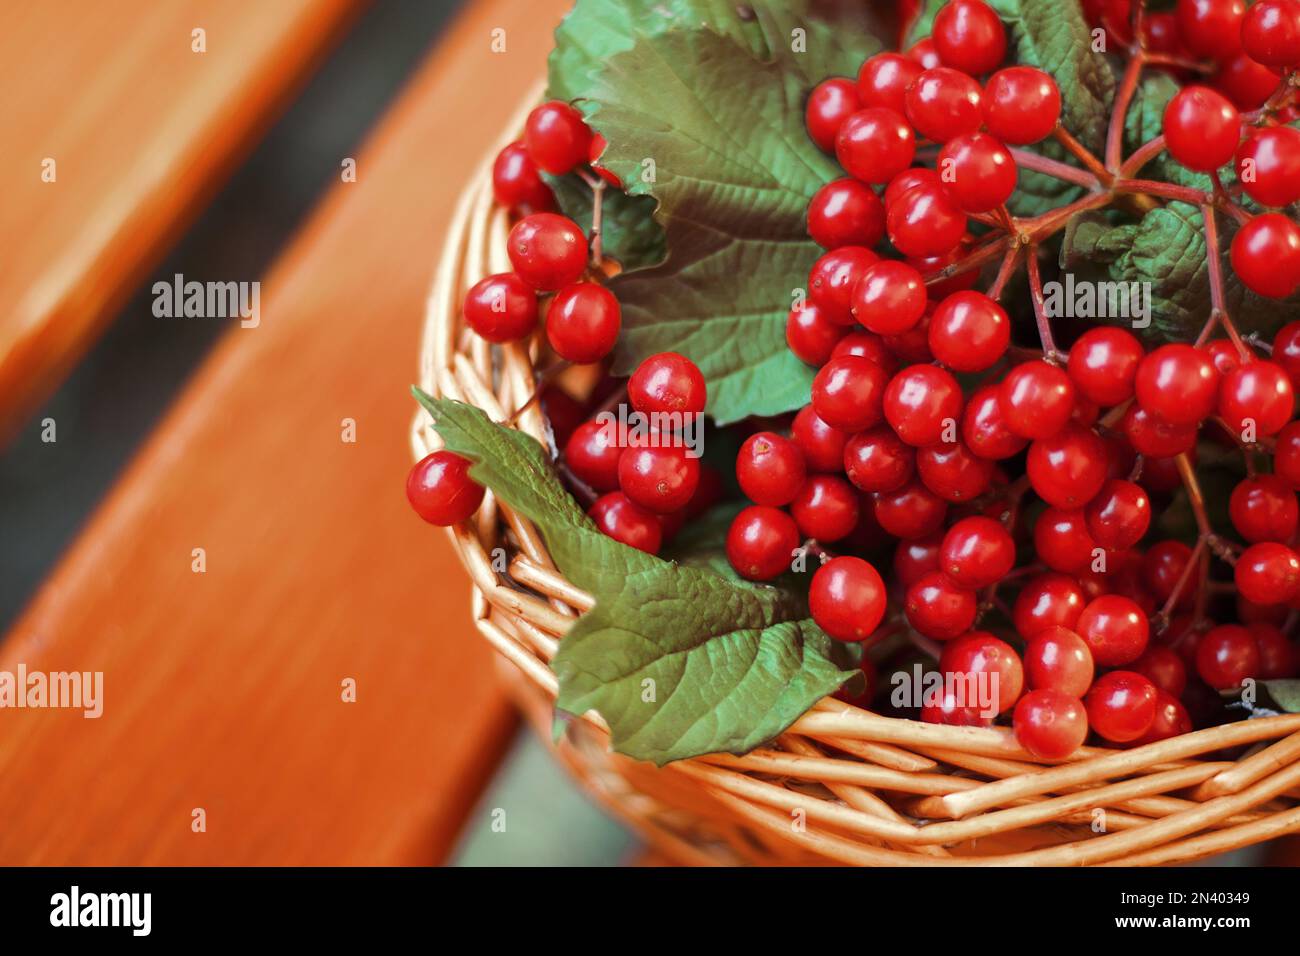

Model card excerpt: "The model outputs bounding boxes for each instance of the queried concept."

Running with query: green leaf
[411,389,853,764]
[547,0,890,424]
[1262,680,1300,713]
[543,172,667,273]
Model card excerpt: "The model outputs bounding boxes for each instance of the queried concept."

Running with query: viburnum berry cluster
[410,0,1300,764]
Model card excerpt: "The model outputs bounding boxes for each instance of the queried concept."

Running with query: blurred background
[0,0,636,866]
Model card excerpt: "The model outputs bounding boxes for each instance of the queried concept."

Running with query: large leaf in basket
[412,390,853,765]
[546,0,891,424]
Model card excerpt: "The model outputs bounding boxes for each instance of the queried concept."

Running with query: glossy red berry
[786,303,847,366]
[1085,670,1158,743]
[906,571,978,641]
[884,167,942,208]
[619,444,700,514]
[806,77,860,153]
[983,66,1061,144]
[881,366,962,448]
[1136,343,1220,427]
[1176,0,1247,60]
[961,383,1028,460]
[1131,645,1188,698]
[857,53,923,114]
[1121,404,1199,457]
[546,283,620,363]
[1024,626,1095,697]
[938,132,1017,213]
[1034,507,1099,575]
[886,182,967,258]
[462,272,539,343]
[940,515,1015,588]
[916,440,994,502]
[1014,572,1086,639]
[1230,214,1300,299]
[1235,126,1300,208]
[1275,321,1300,391]
[904,67,983,143]
[852,260,926,335]
[1236,541,1300,604]
[1067,326,1144,407]
[1085,479,1151,550]
[810,556,887,641]
[736,432,806,507]
[589,492,662,554]
[1241,0,1300,68]
[564,420,623,492]
[792,406,848,473]
[407,450,484,525]
[726,505,799,580]
[1278,421,1300,487]
[812,355,889,431]
[1027,424,1109,510]
[874,480,948,539]
[1230,474,1299,542]
[588,133,620,187]
[1143,539,1199,612]
[810,246,878,325]
[1196,623,1261,689]
[1163,85,1241,172]
[940,632,1024,713]
[832,329,899,373]
[1215,52,1283,109]
[921,690,993,726]
[524,101,592,175]
[808,178,886,249]
[629,352,706,416]
[1014,689,1089,760]
[1075,594,1150,667]
[926,290,1008,373]
[1000,360,1076,440]
[933,0,1007,75]
[1219,361,1294,437]
[835,107,916,184]
[492,141,554,213]
[509,213,588,291]
[843,426,915,493]
[1251,621,1300,678]
[897,533,944,589]
[907,37,943,70]
[791,475,860,541]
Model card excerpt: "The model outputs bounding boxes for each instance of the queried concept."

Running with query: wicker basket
[410,97,1300,867]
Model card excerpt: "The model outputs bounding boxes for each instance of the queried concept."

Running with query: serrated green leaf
[411,389,853,764]
[1263,680,1300,713]
[547,0,889,424]
[543,172,667,272]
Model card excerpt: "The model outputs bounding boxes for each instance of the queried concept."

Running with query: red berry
[1085,479,1151,550]
[1230,474,1299,542]
[843,426,915,493]
[1143,539,1199,612]
[808,178,886,249]
[884,167,942,208]
[852,260,926,335]
[524,101,592,175]
[832,330,900,373]
[1131,645,1188,697]
[835,107,916,184]
[509,213,588,291]
[1214,52,1283,109]
[962,383,1028,460]
[907,38,943,70]
[462,272,539,343]
[1176,0,1246,61]
[1075,594,1150,667]
[857,53,923,114]
[1014,689,1089,760]
[982,66,1061,145]
[1275,321,1300,393]
[907,235,981,298]
[792,406,848,473]
[806,77,860,153]
[940,632,1024,713]
[928,290,1009,372]
[905,571,977,640]
[897,533,944,588]
[1034,507,1100,575]
[786,303,847,366]
[1067,326,1144,407]
[938,132,1017,213]
[881,313,935,363]
[1024,626,1095,697]
[1134,690,1193,744]
[1162,85,1241,172]
[812,355,890,431]
[492,142,554,213]
[619,444,699,514]
[933,0,1007,75]
[883,364,964,447]
[726,505,799,580]
[1251,621,1299,678]
[917,440,993,502]
[1196,623,1261,689]
[564,420,623,492]
[1014,572,1086,639]
[810,556,887,641]
[1278,421,1300,486]
[1085,670,1158,743]
[1235,126,1300,208]
[1236,541,1300,604]
[791,475,860,541]
[1219,361,1294,437]
[1027,424,1109,509]
[589,492,662,554]
[629,352,706,416]
[546,283,620,363]
[1231,214,1300,299]
[886,182,968,258]
[904,67,983,143]
[874,480,948,538]
[940,515,1015,588]
[1000,360,1076,440]
[1135,343,1220,426]
[1241,0,1300,68]
[736,432,807,507]
[921,690,993,726]
[810,246,879,325]
[407,450,484,525]
[1121,404,1198,458]
[588,133,620,187]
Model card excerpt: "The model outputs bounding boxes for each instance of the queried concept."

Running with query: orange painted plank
[0,0,364,441]
[0,0,573,865]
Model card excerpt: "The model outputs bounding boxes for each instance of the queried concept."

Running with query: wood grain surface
[0,0,363,442]
[0,0,572,865]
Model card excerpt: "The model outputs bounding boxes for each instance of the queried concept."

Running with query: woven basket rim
[409,86,1300,866]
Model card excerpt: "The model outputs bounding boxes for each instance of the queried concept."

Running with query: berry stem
[575,168,606,267]
[1009,146,1101,189]
[1114,178,1215,206]
[1053,125,1112,184]
[1106,51,1146,173]
[1155,536,1207,630]
[1119,134,1166,177]
[1025,241,1063,363]
[987,245,1022,301]
[1200,205,1252,362]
